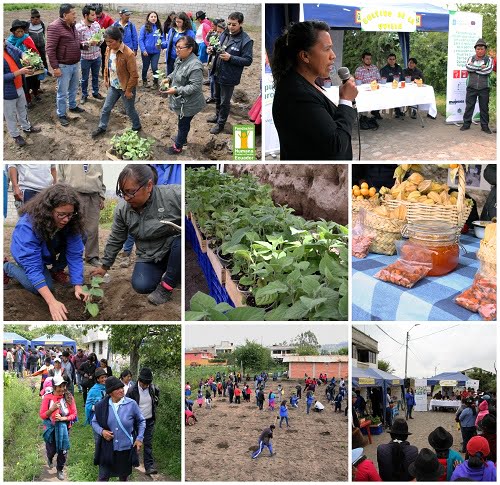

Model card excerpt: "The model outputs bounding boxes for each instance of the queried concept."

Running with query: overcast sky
[186,324,347,348]
[355,324,497,378]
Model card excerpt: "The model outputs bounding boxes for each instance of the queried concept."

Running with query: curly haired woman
[3,183,88,320]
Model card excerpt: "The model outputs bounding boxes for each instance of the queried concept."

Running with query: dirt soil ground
[3,8,261,161]
[185,240,209,307]
[266,112,497,161]
[3,226,181,321]
[362,403,464,472]
[185,379,348,481]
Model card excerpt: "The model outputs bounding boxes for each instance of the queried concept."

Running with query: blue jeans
[98,86,141,131]
[123,234,135,254]
[279,416,289,427]
[141,52,160,81]
[198,42,208,63]
[81,57,102,97]
[23,189,39,203]
[131,236,180,293]
[175,115,194,148]
[56,62,80,117]
[209,73,215,98]
[166,57,176,76]
[307,402,312,414]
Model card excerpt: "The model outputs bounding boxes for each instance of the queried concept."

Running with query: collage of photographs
[1,0,497,484]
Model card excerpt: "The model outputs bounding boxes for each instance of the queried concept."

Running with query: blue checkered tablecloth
[352,233,483,321]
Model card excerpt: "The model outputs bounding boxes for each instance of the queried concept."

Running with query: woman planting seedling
[91,165,181,305]
[3,184,89,321]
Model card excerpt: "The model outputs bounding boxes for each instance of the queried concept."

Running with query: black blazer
[272,70,356,161]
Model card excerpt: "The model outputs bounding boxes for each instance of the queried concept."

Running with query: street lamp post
[404,324,420,381]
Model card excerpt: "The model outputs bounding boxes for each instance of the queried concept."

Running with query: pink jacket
[475,400,489,427]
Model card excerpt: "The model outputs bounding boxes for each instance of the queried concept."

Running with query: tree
[378,359,395,374]
[232,340,273,373]
[464,369,497,393]
[4,324,37,341]
[292,331,320,356]
[337,347,348,356]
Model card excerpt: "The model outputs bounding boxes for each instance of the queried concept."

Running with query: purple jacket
[450,461,496,482]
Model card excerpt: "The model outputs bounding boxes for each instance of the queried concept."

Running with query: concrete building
[283,355,348,379]
[80,329,129,373]
[185,351,215,366]
[268,345,297,362]
[188,341,234,357]
[352,327,379,369]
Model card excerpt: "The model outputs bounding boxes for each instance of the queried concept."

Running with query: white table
[325,83,438,124]
[429,399,461,411]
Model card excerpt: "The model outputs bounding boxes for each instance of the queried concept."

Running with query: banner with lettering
[360,7,416,32]
[445,11,482,123]
[414,379,428,412]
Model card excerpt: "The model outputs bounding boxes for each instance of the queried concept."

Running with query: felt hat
[195,11,206,20]
[478,414,496,435]
[352,448,364,466]
[389,417,412,435]
[408,448,445,481]
[467,435,490,457]
[474,38,487,48]
[138,367,153,383]
[428,426,453,451]
[95,368,107,379]
[105,376,124,394]
[10,20,29,32]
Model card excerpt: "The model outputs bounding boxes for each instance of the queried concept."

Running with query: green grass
[4,3,58,10]
[185,365,288,385]
[4,374,45,481]
[435,91,496,124]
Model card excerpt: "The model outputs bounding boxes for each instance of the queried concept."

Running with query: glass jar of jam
[401,221,460,276]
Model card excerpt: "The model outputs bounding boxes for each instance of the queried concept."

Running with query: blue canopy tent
[427,371,468,386]
[31,334,76,353]
[3,332,31,348]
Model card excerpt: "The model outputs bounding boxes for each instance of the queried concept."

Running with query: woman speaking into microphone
[271,21,358,160]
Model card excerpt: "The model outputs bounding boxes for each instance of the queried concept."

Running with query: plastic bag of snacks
[352,209,376,259]
[374,240,433,288]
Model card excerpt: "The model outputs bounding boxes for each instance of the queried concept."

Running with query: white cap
[52,375,66,386]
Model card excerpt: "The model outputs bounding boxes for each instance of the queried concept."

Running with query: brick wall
[289,361,348,380]
[185,352,213,366]
[105,3,262,26]
[5,189,19,225]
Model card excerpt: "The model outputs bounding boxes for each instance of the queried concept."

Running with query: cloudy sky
[186,324,347,348]
[355,323,497,378]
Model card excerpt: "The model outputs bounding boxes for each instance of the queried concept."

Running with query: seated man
[313,400,325,412]
[380,53,404,118]
[403,58,424,119]
[355,51,381,120]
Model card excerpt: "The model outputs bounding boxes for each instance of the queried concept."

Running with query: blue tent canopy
[427,371,468,386]
[31,334,77,353]
[3,332,31,347]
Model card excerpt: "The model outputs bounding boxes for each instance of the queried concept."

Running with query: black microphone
[337,66,356,107]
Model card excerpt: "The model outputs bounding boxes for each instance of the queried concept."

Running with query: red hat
[466,436,490,458]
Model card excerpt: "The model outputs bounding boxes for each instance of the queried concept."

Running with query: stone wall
[104,3,261,25]
[226,164,349,225]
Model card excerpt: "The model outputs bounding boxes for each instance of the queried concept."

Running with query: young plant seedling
[82,276,104,317]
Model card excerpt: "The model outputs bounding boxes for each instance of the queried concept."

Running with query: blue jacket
[306,394,314,405]
[459,407,476,428]
[290,395,299,405]
[213,29,253,86]
[139,25,163,55]
[113,20,138,51]
[92,396,145,451]
[4,43,24,100]
[405,392,415,407]
[11,214,84,290]
[163,27,195,65]
[151,164,181,185]
[279,404,288,417]
[85,383,106,424]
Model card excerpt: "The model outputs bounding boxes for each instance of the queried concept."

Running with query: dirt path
[266,112,496,161]
[3,8,261,161]
[4,226,181,321]
[185,379,348,481]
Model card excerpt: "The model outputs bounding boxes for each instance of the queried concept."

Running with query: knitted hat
[408,448,445,481]
[105,376,124,394]
[467,435,490,457]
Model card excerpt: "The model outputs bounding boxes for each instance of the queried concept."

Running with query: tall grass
[4,3,58,10]
[4,373,45,481]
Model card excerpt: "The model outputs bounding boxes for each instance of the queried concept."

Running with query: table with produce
[351,164,496,322]
[185,167,348,321]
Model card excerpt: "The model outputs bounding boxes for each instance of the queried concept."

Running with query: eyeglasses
[175,45,190,51]
[117,181,148,200]
[54,211,77,220]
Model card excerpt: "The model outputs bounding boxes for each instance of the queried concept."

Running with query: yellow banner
[440,380,458,387]
[392,380,400,385]
[360,7,417,32]
[359,377,376,385]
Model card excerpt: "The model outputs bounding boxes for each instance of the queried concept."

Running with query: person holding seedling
[3,184,89,321]
[139,11,164,88]
[91,165,181,305]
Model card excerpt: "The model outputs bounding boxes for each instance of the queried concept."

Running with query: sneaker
[119,253,131,268]
[166,144,182,155]
[145,468,158,475]
[481,126,492,134]
[47,458,53,469]
[59,116,70,127]
[69,106,85,113]
[91,127,106,138]
[207,114,219,123]
[57,470,64,480]
[205,96,215,104]
[210,124,224,135]
[460,124,470,131]
[86,257,101,267]
[50,269,70,285]
[93,93,104,100]
[147,283,172,305]
[14,135,26,146]
[170,136,187,148]
[23,126,41,134]
[81,96,88,104]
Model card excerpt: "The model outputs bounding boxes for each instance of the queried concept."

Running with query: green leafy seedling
[82,276,104,317]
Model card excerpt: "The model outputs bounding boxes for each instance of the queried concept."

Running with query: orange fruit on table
[368,187,376,197]
[360,188,369,196]
[360,182,369,189]
[449,164,459,169]
[353,188,361,197]
[352,185,360,191]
